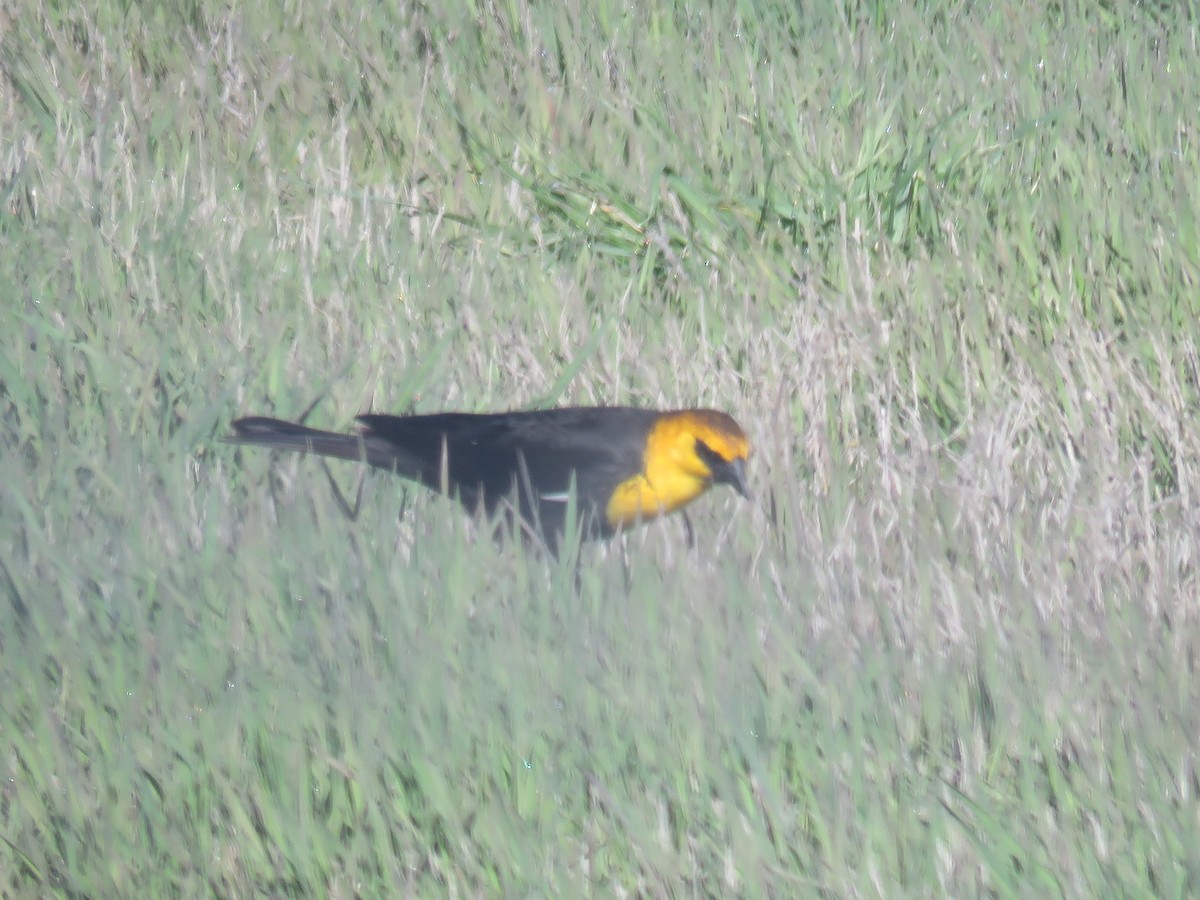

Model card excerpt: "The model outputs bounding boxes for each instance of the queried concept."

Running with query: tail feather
[227,416,425,478]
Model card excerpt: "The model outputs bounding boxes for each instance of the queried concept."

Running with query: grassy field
[2,0,1198,895]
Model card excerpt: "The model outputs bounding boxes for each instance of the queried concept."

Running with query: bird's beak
[713,457,752,500]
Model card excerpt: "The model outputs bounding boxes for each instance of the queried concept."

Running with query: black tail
[227,417,366,460]
[227,416,426,478]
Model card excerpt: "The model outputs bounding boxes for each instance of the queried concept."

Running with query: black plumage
[228,408,660,549]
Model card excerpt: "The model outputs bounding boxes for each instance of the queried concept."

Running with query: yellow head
[606,409,751,529]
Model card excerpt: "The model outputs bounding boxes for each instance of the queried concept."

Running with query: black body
[228,407,662,550]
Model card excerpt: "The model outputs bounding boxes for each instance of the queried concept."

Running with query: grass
[2,0,1199,895]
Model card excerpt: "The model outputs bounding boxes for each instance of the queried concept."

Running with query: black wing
[356,407,656,540]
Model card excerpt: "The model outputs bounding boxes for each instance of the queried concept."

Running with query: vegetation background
[2,0,1198,895]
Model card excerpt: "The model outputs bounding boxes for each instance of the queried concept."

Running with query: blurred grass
[2,0,1199,894]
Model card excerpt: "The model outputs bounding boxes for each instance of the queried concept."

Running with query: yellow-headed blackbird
[228,406,750,553]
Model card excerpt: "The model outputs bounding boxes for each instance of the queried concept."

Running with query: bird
[226,406,751,554]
